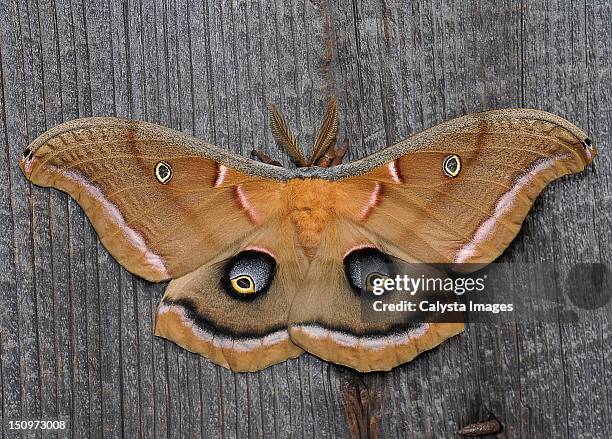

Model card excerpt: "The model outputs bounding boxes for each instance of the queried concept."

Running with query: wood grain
[0,0,610,437]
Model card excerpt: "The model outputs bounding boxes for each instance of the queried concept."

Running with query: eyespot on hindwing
[344,247,393,294]
[223,250,276,300]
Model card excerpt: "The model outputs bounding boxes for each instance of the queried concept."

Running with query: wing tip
[473,108,596,166]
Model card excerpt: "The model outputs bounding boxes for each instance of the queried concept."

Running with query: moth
[19,102,596,372]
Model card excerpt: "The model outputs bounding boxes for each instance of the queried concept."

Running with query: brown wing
[22,117,306,370]
[155,218,306,371]
[19,117,282,282]
[20,110,595,372]
[288,109,595,371]
[341,109,595,267]
[286,214,463,372]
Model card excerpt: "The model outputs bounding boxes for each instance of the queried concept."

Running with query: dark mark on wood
[340,375,382,439]
[320,0,337,101]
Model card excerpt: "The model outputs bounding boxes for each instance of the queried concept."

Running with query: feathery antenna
[269,104,307,167]
[309,100,339,165]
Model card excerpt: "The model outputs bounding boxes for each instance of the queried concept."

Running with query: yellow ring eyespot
[155,161,172,184]
[230,275,256,295]
[366,272,387,292]
[443,154,461,177]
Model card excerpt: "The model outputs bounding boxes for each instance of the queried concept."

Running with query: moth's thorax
[281,178,336,256]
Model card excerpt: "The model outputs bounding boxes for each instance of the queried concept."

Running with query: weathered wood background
[0,0,610,437]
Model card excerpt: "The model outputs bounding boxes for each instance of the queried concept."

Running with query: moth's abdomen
[281,179,336,256]
[279,177,392,257]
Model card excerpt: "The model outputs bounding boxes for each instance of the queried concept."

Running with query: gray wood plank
[0,0,610,438]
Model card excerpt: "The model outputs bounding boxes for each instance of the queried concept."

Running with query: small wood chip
[457,419,502,437]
